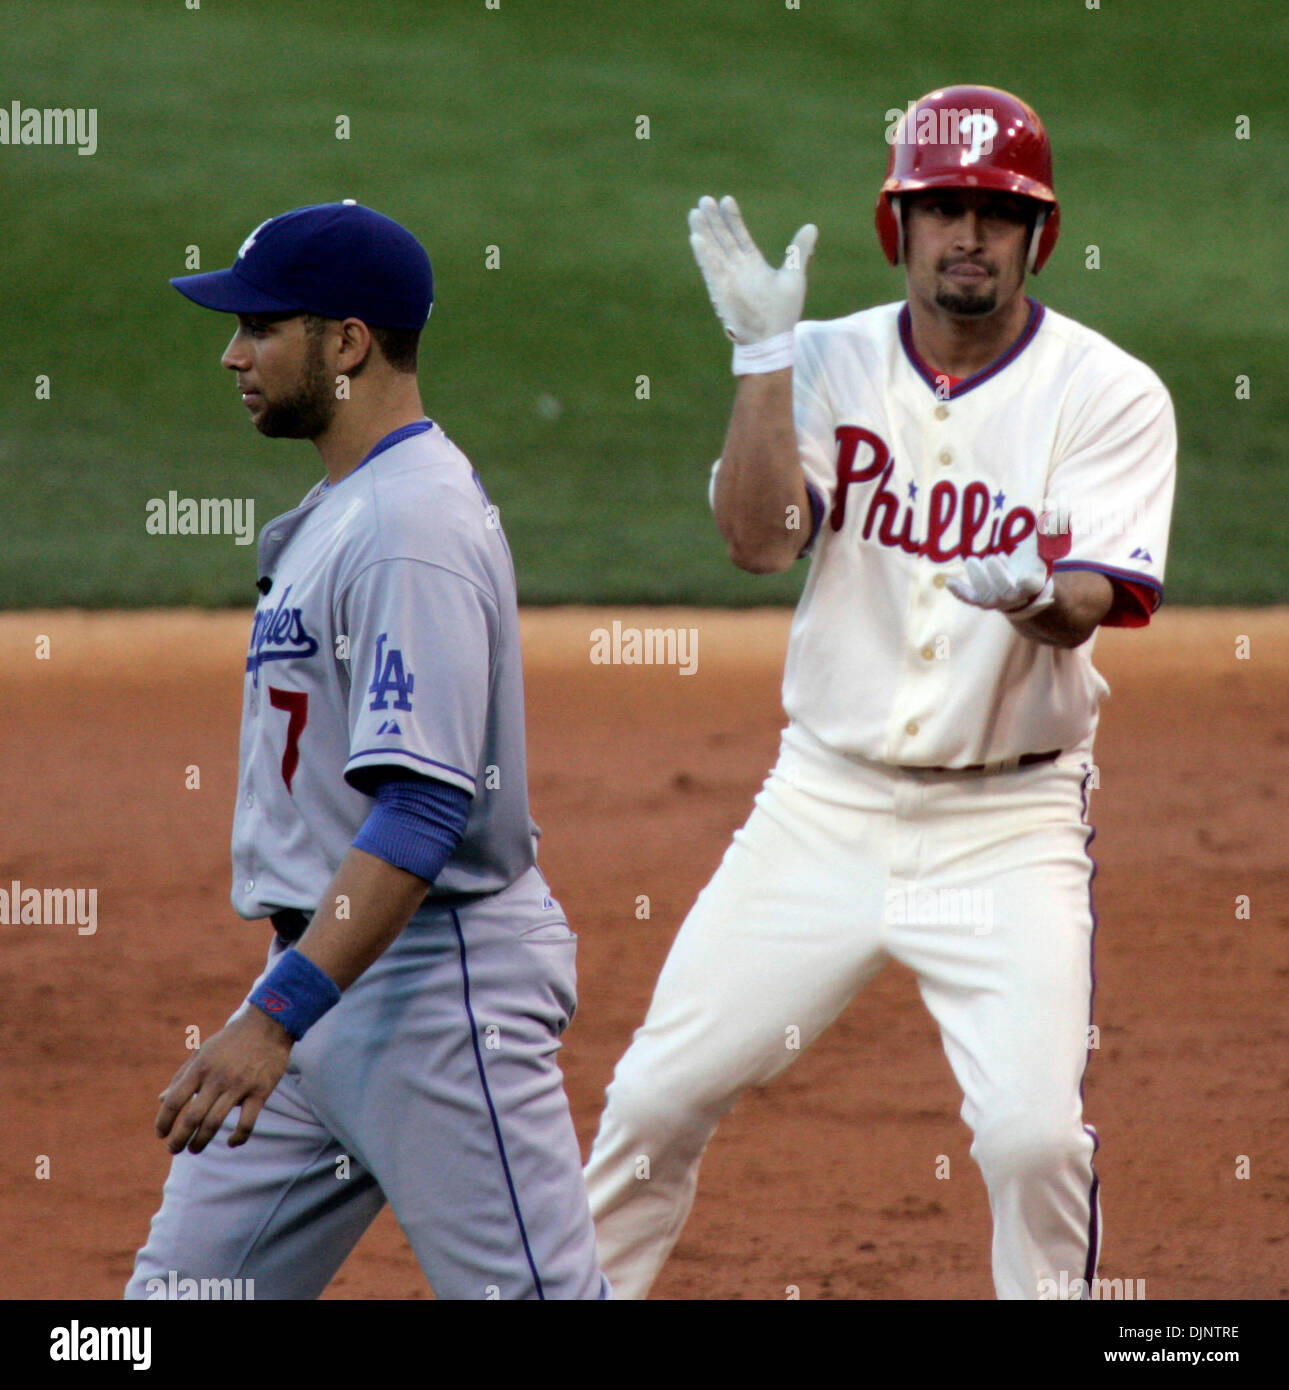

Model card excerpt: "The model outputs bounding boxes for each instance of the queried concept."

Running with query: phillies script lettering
[830,426,1035,558]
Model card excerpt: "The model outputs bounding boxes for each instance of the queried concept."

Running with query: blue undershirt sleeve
[351,774,471,884]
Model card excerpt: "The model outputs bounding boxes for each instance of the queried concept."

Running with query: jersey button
[934,404,950,421]
[938,449,953,466]
[933,573,947,589]
[244,879,255,893]
[245,794,255,809]
[905,720,919,736]
[920,645,935,661]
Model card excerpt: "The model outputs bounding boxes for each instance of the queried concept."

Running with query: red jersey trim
[1054,561,1161,629]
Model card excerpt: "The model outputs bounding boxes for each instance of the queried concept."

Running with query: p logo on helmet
[875,84,1061,274]
[959,112,999,165]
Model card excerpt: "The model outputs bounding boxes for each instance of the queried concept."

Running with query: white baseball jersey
[230,421,537,918]
[589,298,1176,1296]
[727,299,1176,768]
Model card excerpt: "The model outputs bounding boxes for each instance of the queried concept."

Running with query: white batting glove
[687,195,818,373]
[947,524,1056,622]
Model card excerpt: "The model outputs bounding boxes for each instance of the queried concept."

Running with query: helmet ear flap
[1030,202,1060,273]
[1026,208,1047,273]
[875,192,903,266]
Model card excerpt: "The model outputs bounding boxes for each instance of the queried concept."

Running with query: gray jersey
[230,421,536,917]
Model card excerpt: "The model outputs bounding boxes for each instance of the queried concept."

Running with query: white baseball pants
[584,722,1102,1299]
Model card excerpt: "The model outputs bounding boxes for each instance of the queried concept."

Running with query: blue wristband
[248,948,341,1041]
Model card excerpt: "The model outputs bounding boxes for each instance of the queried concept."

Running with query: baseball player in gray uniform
[125,202,606,1300]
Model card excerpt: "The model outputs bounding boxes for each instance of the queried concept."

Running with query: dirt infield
[1,607,1286,1300]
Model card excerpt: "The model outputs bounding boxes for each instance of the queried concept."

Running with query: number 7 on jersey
[268,687,308,794]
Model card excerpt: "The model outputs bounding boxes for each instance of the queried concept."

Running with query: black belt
[270,908,313,942]
[902,749,1062,775]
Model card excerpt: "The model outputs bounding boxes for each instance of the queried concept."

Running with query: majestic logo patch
[246,585,319,686]
[829,425,1036,560]
[367,633,415,712]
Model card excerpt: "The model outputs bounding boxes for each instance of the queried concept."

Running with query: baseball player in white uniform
[583,86,1176,1299]
[125,202,606,1300]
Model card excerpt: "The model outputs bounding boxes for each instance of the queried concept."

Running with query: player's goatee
[935,284,997,317]
[255,338,335,439]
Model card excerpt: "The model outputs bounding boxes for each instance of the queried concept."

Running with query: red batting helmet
[875,85,1060,273]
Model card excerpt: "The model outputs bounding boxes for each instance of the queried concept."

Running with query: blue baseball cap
[170,200,433,331]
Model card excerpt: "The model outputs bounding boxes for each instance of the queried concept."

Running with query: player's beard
[254,335,336,439]
[934,280,998,317]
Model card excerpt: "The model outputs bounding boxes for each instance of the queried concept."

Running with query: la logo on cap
[238,218,273,260]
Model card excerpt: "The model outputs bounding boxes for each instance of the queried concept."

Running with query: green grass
[1,0,1285,606]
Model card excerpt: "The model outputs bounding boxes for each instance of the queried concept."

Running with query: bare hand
[155,1007,292,1155]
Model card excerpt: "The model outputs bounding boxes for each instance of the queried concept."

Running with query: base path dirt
[1,607,1286,1300]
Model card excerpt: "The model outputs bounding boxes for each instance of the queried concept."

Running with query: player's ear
[336,317,375,374]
